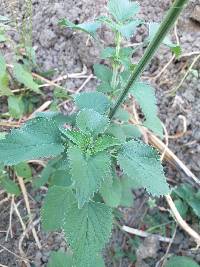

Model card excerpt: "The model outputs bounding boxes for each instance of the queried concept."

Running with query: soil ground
[0,0,200,266]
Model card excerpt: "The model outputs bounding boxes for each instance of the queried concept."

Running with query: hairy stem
[111,32,121,89]
[109,0,189,119]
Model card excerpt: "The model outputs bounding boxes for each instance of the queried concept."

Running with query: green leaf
[174,184,200,218]
[60,128,89,146]
[100,47,116,59]
[63,199,113,267]
[13,63,41,94]
[34,156,71,188]
[74,92,111,114]
[59,19,101,38]
[36,111,76,127]
[147,22,178,50]
[14,162,32,180]
[93,64,113,83]
[8,96,25,119]
[48,251,73,267]
[97,82,113,93]
[114,108,130,122]
[0,53,13,96]
[100,177,122,207]
[118,140,169,196]
[0,117,64,165]
[108,0,140,22]
[0,175,20,196]
[171,45,182,57]
[42,186,112,267]
[93,135,121,154]
[117,20,142,38]
[174,199,188,219]
[68,145,111,207]
[130,82,163,137]
[42,186,76,231]
[0,132,6,140]
[122,124,141,139]
[76,109,110,135]
[165,256,199,267]
[120,176,136,207]
[106,123,127,142]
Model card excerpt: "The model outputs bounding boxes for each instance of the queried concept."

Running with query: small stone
[191,5,200,24]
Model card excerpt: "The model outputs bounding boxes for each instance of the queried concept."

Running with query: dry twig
[122,225,173,243]
[17,176,42,249]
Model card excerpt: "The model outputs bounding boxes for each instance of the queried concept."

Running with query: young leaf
[0,117,64,165]
[74,92,111,114]
[117,20,142,38]
[93,135,121,154]
[165,256,199,267]
[76,109,110,135]
[48,251,73,267]
[68,145,111,207]
[118,140,169,196]
[59,19,101,38]
[60,128,90,147]
[13,63,41,94]
[0,175,20,196]
[93,64,113,83]
[108,0,140,22]
[130,82,163,137]
[8,96,25,119]
[63,200,113,267]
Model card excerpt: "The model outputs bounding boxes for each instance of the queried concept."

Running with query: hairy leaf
[165,256,199,267]
[36,111,76,127]
[14,162,32,180]
[117,20,142,38]
[174,184,200,218]
[147,22,179,51]
[68,145,111,207]
[42,186,112,267]
[100,177,122,207]
[8,96,25,119]
[93,64,113,83]
[47,251,73,267]
[93,135,121,154]
[76,109,110,135]
[41,186,76,231]
[0,174,20,196]
[120,176,136,207]
[130,82,163,137]
[0,117,64,165]
[0,53,13,96]
[13,63,41,94]
[59,19,101,38]
[74,92,111,114]
[63,200,113,267]
[118,140,169,196]
[108,0,140,22]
